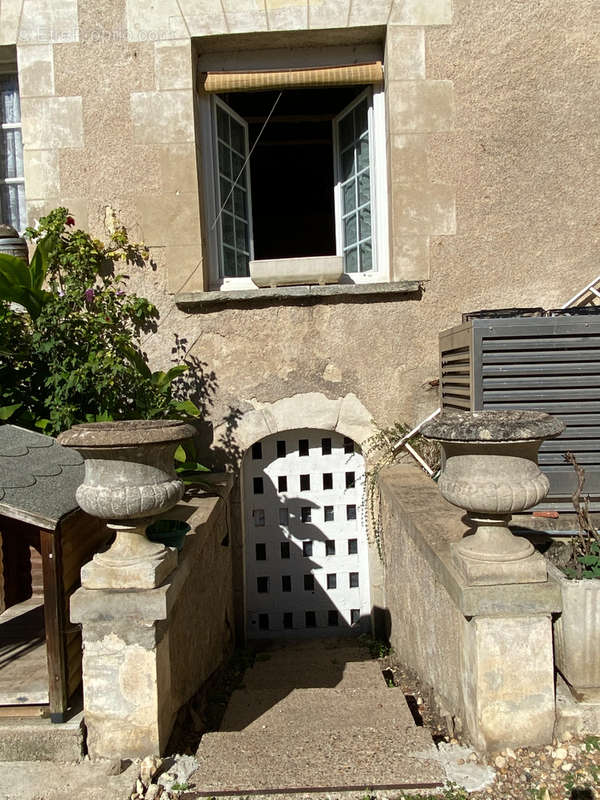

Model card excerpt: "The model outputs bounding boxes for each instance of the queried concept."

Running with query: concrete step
[193,725,443,794]
[0,712,84,761]
[241,657,383,691]
[220,686,416,733]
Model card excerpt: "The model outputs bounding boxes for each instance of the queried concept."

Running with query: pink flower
[84,288,95,303]
[66,215,75,226]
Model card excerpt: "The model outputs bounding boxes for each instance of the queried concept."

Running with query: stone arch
[214,392,377,457]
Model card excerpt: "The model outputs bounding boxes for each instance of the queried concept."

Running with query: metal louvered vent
[439,316,600,509]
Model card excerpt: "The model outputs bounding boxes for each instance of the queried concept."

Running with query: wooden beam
[40,528,68,722]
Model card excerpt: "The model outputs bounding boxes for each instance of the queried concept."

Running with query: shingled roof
[0,424,84,530]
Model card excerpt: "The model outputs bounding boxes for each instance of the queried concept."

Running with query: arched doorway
[242,428,371,639]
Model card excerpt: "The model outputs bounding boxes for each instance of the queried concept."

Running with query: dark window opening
[278,475,288,492]
[252,442,263,459]
[257,576,269,593]
[283,612,293,629]
[259,613,269,630]
[221,86,364,261]
[305,610,316,628]
[280,541,290,559]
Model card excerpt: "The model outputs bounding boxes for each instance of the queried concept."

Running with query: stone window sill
[175,280,422,311]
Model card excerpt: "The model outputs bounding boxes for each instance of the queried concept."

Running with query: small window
[302,540,313,557]
[300,474,310,491]
[259,613,269,630]
[304,574,315,591]
[327,573,337,589]
[253,476,264,494]
[325,540,336,556]
[280,541,290,559]
[324,506,334,522]
[278,475,288,492]
[277,440,287,458]
[328,610,339,627]
[350,609,360,625]
[321,437,332,455]
[299,439,309,457]
[305,610,316,628]
[252,509,265,527]
[348,538,358,555]
[283,612,293,629]
[279,508,289,526]
[346,504,357,521]
[282,575,292,592]
[255,542,266,560]
[0,74,26,231]
[349,572,359,588]
[301,507,312,523]
[344,437,355,454]
[257,576,270,593]
[345,471,355,489]
[322,473,333,490]
[251,442,263,459]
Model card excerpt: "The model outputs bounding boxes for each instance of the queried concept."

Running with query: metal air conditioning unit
[439,312,600,509]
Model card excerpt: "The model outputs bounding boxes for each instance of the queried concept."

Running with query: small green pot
[146,519,191,551]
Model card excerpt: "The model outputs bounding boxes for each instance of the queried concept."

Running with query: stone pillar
[460,613,556,752]
[70,583,175,760]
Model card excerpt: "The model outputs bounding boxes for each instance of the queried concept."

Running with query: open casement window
[205,79,388,289]
[213,96,254,280]
[0,74,25,232]
[333,89,374,275]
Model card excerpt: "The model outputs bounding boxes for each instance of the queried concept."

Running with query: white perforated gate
[242,429,371,639]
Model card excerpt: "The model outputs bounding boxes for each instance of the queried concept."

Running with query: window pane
[252,509,265,527]
[232,152,245,182]
[359,206,371,240]
[234,185,247,218]
[280,540,290,558]
[328,610,339,626]
[357,137,370,172]
[236,251,249,277]
[344,214,357,247]
[257,576,269,593]
[341,147,354,181]
[360,241,373,271]
[235,217,248,252]
[0,183,25,231]
[324,505,334,522]
[339,113,354,149]
[282,575,292,592]
[222,211,235,247]
[302,540,313,557]
[355,99,368,137]
[0,128,23,179]
[304,574,314,591]
[358,171,370,205]
[279,508,289,526]
[219,177,233,213]
[217,106,229,143]
[0,76,20,125]
[327,573,336,589]
[222,245,236,277]
[278,475,287,492]
[344,247,358,273]
[251,442,262,459]
[283,612,293,629]
[218,141,231,178]
[230,118,245,154]
[342,180,355,214]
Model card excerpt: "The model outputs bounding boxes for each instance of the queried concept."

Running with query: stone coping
[378,465,562,617]
[421,410,564,443]
[175,280,421,311]
[58,419,196,447]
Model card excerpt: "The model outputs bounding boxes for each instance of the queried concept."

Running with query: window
[0,73,25,231]
[199,48,388,290]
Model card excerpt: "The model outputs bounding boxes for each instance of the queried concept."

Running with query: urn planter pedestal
[422,410,564,586]
[58,419,195,590]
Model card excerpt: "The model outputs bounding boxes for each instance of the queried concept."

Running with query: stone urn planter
[422,410,564,585]
[58,419,195,589]
[548,561,600,701]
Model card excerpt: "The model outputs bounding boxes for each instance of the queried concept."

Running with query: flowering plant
[0,207,198,435]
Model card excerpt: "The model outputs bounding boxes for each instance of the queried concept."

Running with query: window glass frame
[0,71,25,232]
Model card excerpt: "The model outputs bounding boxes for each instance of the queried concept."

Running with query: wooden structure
[0,425,109,722]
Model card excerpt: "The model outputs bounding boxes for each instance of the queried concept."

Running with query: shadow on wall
[170,335,243,470]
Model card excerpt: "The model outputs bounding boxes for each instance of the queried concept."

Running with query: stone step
[0,712,84,762]
[220,686,416,733]
[241,657,383,692]
[192,725,443,795]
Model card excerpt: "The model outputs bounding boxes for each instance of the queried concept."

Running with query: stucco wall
[5,0,600,454]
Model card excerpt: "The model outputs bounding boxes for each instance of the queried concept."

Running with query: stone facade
[2,0,595,443]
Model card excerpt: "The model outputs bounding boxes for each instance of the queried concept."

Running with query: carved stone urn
[58,419,195,589]
[421,410,564,585]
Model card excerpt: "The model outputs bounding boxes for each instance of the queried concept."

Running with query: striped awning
[201,61,383,93]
